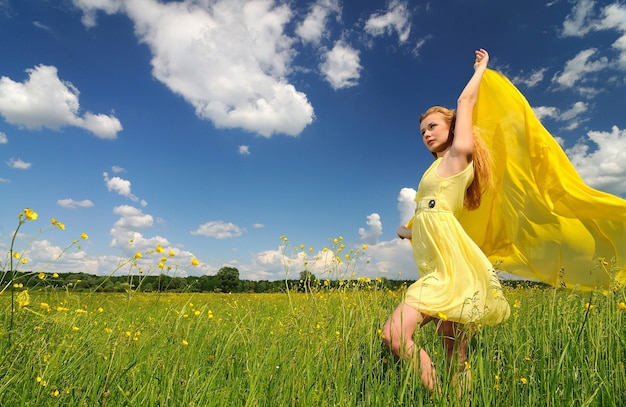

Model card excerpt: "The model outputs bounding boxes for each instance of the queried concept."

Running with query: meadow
[1,284,624,406]
[1,210,625,406]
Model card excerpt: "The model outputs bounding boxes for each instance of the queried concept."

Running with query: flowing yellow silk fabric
[456,69,626,291]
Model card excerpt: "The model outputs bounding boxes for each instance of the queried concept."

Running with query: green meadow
[1,285,624,406]
[2,210,625,406]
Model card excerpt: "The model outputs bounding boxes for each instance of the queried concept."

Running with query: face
[420,113,451,154]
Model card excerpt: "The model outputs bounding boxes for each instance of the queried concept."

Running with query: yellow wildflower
[168,250,176,257]
[134,252,142,260]
[191,258,199,266]
[362,244,368,250]
[158,262,165,269]
[617,302,626,311]
[156,244,164,253]
[81,232,88,240]
[24,208,38,220]
[38,273,45,280]
[17,290,30,308]
[51,218,65,229]
[40,302,50,310]
[520,377,528,385]
[182,339,189,346]
[437,312,448,321]
[52,273,59,278]
[51,390,59,397]
[72,326,79,332]
[13,252,20,259]
[161,256,167,262]
[584,303,594,310]
[21,258,27,265]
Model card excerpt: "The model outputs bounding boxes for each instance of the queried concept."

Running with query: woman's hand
[397,226,412,240]
[474,48,489,71]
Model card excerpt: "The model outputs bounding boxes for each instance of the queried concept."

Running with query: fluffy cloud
[561,1,626,72]
[103,171,142,203]
[73,0,314,137]
[358,213,383,244]
[532,101,588,130]
[566,125,626,196]
[320,41,361,89]
[561,0,596,37]
[551,48,609,89]
[6,158,31,169]
[0,131,7,144]
[296,0,340,45]
[397,187,416,225]
[191,220,246,239]
[238,145,251,155]
[57,198,95,209]
[512,68,548,88]
[364,0,411,43]
[109,204,156,248]
[0,65,122,138]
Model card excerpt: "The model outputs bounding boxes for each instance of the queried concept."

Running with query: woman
[382,49,510,394]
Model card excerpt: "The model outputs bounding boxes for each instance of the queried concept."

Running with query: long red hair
[419,106,492,210]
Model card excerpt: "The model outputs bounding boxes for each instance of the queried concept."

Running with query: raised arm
[440,49,489,175]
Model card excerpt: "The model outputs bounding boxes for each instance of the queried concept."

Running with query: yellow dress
[458,69,626,291]
[404,158,511,325]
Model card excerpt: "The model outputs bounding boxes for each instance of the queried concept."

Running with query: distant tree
[216,267,240,292]
[299,270,317,293]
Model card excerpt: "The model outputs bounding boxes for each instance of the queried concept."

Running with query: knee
[381,324,402,356]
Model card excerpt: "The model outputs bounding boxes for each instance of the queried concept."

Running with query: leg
[382,303,437,391]
[436,321,470,397]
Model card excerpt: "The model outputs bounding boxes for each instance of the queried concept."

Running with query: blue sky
[1,0,625,281]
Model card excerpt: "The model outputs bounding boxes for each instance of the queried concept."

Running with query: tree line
[3,266,541,294]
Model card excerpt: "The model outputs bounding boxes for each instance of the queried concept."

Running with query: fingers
[474,48,489,63]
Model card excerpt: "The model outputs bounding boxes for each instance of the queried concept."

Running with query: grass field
[1,283,624,406]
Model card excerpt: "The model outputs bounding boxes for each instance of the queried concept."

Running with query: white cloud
[6,157,31,169]
[598,3,626,70]
[359,238,415,279]
[0,65,122,139]
[73,0,314,137]
[320,41,361,89]
[238,145,251,155]
[532,101,588,130]
[111,165,125,173]
[512,68,548,88]
[561,2,626,72]
[566,125,626,196]
[103,171,140,202]
[0,178,10,183]
[0,131,7,143]
[109,204,156,248]
[551,48,609,89]
[358,213,383,244]
[252,223,264,229]
[397,187,416,225]
[296,0,340,45]
[561,0,596,37]
[191,220,246,239]
[57,198,94,209]
[412,35,431,57]
[364,0,411,43]
[20,239,96,274]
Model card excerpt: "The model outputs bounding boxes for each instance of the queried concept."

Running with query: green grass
[1,285,624,406]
